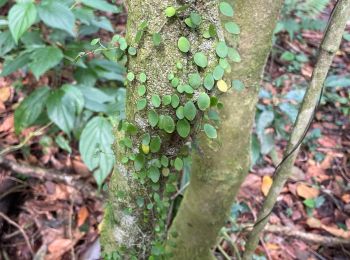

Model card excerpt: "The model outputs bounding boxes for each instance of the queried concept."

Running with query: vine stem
[242,1,350,259]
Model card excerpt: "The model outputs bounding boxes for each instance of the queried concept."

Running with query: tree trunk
[101,0,222,258]
[166,1,283,259]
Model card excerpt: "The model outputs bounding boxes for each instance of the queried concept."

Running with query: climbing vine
[99,1,243,259]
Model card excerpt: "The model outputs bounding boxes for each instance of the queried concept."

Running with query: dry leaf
[48,238,72,253]
[261,176,273,196]
[77,207,89,227]
[0,115,14,133]
[296,183,319,199]
[0,86,11,102]
[266,243,280,250]
[341,194,350,204]
[306,217,322,228]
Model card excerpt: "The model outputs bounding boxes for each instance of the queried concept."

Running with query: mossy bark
[166,1,283,259]
[101,0,222,258]
[243,1,350,259]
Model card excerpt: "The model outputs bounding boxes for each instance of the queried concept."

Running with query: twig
[264,224,350,246]
[0,157,101,199]
[217,244,231,260]
[242,1,350,258]
[0,211,33,255]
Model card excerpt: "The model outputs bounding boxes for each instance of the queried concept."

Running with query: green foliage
[1,0,125,186]
[178,36,190,53]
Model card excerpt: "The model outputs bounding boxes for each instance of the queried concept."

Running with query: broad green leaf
[171,94,180,108]
[148,166,160,183]
[8,1,37,43]
[228,47,241,63]
[1,52,31,76]
[197,92,210,111]
[46,85,84,134]
[14,86,50,134]
[216,41,228,58]
[188,73,201,89]
[162,115,175,133]
[82,0,121,13]
[79,116,115,187]
[213,65,225,80]
[178,36,190,53]
[219,2,234,17]
[148,110,159,127]
[194,52,208,68]
[150,135,161,153]
[29,46,63,79]
[176,119,190,138]
[184,101,197,121]
[137,98,147,110]
[204,73,215,90]
[55,135,72,153]
[38,1,75,36]
[225,22,240,34]
[174,157,183,171]
[0,31,16,56]
[151,94,161,108]
[0,0,7,8]
[204,123,217,139]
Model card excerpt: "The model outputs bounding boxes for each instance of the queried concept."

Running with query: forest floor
[0,2,349,260]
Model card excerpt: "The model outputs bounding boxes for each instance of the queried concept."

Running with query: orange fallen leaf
[77,207,89,227]
[296,183,319,199]
[341,194,350,204]
[306,217,322,228]
[261,176,273,196]
[0,115,14,133]
[266,243,280,250]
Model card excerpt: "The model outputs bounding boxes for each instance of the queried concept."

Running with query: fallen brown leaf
[0,86,11,102]
[296,183,319,199]
[77,207,89,227]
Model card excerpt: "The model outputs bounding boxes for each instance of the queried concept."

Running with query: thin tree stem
[243,1,350,259]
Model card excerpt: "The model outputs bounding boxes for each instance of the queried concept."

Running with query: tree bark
[101,0,222,258]
[166,1,283,259]
[243,1,350,259]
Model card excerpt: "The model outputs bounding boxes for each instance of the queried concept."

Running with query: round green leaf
[213,65,225,80]
[228,47,241,63]
[176,106,184,119]
[188,73,202,89]
[148,110,159,127]
[139,72,147,83]
[184,101,197,121]
[128,46,137,55]
[151,94,161,107]
[197,92,210,111]
[224,22,240,34]
[152,33,162,46]
[162,95,172,105]
[174,157,183,171]
[183,84,194,94]
[216,41,228,58]
[204,73,215,90]
[137,98,147,110]
[194,52,208,68]
[178,36,190,53]
[171,94,180,108]
[150,135,161,153]
[137,85,146,96]
[219,2,234,17]
[176,119,190,138]
[162,115,175,133]
[148,166,160,183]
[127,72,135,81]
[204,123,217,139]
[165,6,176,17]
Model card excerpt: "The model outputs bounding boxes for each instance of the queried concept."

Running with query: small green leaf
[134,153,145,171]
[225,22,240,34]
[219,2,234,17]
[204,123,217,139]
[162,115,175,133]
[197,92,210,111]
[176,119,190,138]
[216,41,228,58]
[137,85,146,96]
[165,6,176,17]
[137,98,147,110]
[150,135,161,153]
[55,135,72,154]
[151,94,161,107]
[228,47,241,63]
[188,73,202,89]
[152,33,162,46]
[184,101,197,121]
[204,73,215,90]
[176,106,184,119]
[148,167,160,183]
[190,12,202,26]
[29,46,63,79]
[148,110,159,127]
[139,72,147,83]
[171,94,180,108]
[91,38,100,45]
[178,36,190,53]
[174,157,183,171]
[183,84,194,94]
[162,95,172,106]
[194,52,208,68]
[128,47,137,55]
[127,72,135,81]
[213,65,225,80]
